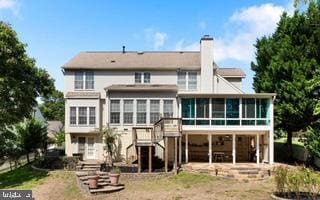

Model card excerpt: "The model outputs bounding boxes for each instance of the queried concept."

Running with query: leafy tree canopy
[0,22,54,129]
[39,89,65,123]
[251,2,320,159]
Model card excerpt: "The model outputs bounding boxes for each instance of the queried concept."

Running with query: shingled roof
[62,51,245,77]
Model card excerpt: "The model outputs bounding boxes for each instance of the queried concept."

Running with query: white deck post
[232,134,236,165]
[256,134,260,165]
[208,134,212,164]
[185,133,189,163]
[179,137,182,165]
[269,97,274,164]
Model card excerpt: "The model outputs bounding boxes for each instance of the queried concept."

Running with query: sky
[0,0,295,92]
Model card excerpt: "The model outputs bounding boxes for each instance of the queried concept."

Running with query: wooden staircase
[76,160,103,171]
[126,118,182,173]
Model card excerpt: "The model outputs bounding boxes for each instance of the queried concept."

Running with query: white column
[208,134,212,164]
[256,134,260,165]
[269,97,274,164]
[232,134,236,165]
[185,133,189,163]
[179,137,182,165]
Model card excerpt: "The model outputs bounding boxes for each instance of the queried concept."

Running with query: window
[74,71,94,89]
[123,100,133,124]
[150,100,160,123]
[135,72,142,83]
[177,71,197,90]
[75,72,84,89]
[78,107,87,125]
[212,98,225,118]
[135,72,150,83]
[178,72,187,90]
[196,98,209,118]
[85,72,94,89]
[144,72,150,83]
[256,99,268,118]
[242,99,255,118]
[70,107,77,125]
[226,99,239,118]
[163,100,173,118]
[89,107,96,125]
[188,72,197,90]
[182,98,195,118]
[110,100,120,124]
[137,100,147,124]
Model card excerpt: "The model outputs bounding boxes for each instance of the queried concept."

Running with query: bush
[110,167,121,174]
[273,166,320,199]
[34,156,63,169]
[62,156,79,170]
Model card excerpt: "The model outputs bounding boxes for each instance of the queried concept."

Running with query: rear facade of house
[63,36,275,168]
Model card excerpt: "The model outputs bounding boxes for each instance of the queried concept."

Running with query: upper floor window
[70,107,77,125]
[150,100,160,123]
[123,100,133,124]
[135,72,150,84]
[69,106,96,126]
[226,98,239,118]
[242,99,255,118]
[177,71,197,90]
[212,98,225,118]
[89,107,96,125]
[78,107,88,125]
[163,100,174,118]
[110,100,120,124]
[137,100,147,124]
[74,71,94,90]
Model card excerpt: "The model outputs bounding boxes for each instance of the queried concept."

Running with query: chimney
[200,35,214,93]
[122,46,126,53]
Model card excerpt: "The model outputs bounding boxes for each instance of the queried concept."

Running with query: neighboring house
[62,35,275,168]
[47,121,63,149]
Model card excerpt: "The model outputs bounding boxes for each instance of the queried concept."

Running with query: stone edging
[31,165,50,172]
[270,193,295,200]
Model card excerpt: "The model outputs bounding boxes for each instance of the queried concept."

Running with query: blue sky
[0,0,294,92]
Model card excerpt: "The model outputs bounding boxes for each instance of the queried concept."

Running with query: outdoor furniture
[213,152,225,162]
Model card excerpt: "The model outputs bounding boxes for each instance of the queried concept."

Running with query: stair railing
[126,143,137,164]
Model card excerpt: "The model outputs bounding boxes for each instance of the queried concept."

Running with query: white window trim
[74,71,95,90]
[135,72,151,84]
[70,106,96,127]
[177,71,197,91]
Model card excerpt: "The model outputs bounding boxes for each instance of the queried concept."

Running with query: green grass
[275,137,304,147]
[0,164,48,189]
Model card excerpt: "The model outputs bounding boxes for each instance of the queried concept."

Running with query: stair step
[89,185,124,193]
[83,181,110,186]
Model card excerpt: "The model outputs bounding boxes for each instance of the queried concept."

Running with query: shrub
[110,167,121,174]
[34,156,63,169]
[274,166,288,195]
[62,156,79,170]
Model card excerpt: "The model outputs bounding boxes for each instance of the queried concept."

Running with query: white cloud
[0,0,20,16]
[199,21,207,30]
[143,28,168,50]
[154,32,167,50]
[175,39,199,51]
[214,3,285,63]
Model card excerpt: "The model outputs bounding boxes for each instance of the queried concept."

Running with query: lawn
[0,165,275,200]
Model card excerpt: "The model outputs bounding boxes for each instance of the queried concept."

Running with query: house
[62,35,275,172]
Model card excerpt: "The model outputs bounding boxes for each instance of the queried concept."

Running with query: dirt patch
[32,171,274,200]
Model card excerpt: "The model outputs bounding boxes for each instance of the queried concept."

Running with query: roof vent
[122,46,126,53]
[137,51,144,55]
[110,60,115,63]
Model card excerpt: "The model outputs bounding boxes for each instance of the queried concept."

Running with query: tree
[39,89,65,123]
[0,22,54,130]
[16,118,48,162]
[54,129,65,148]
[251,2,320,161]
[100,125,120,166]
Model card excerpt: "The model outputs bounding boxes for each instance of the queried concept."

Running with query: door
[78,137,86,158]
[87,137,95,159]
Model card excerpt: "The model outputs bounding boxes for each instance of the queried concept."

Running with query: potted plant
[109,167,121,185]
[102,125,120,166]
[87,170,99,189]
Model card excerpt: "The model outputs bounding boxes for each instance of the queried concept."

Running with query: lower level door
[78,137,86,158]
[87,137,95,159]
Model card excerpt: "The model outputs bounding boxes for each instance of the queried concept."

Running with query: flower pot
[87,175,99,189]
[109,173,120,185]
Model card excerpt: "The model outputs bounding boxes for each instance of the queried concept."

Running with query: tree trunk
[26,153,30,163]
[286,131,293,162]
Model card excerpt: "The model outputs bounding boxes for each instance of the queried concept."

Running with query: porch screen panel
[196,98,209,125]
[181,98,195,125]
[256,98,269,125]
[110,100,120,124]
[212,98,225,125]
[150,100,160,123]
[137,100,147,124]
[242,98,255,125]
[123,100,133,124]
[226,98,240,125]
